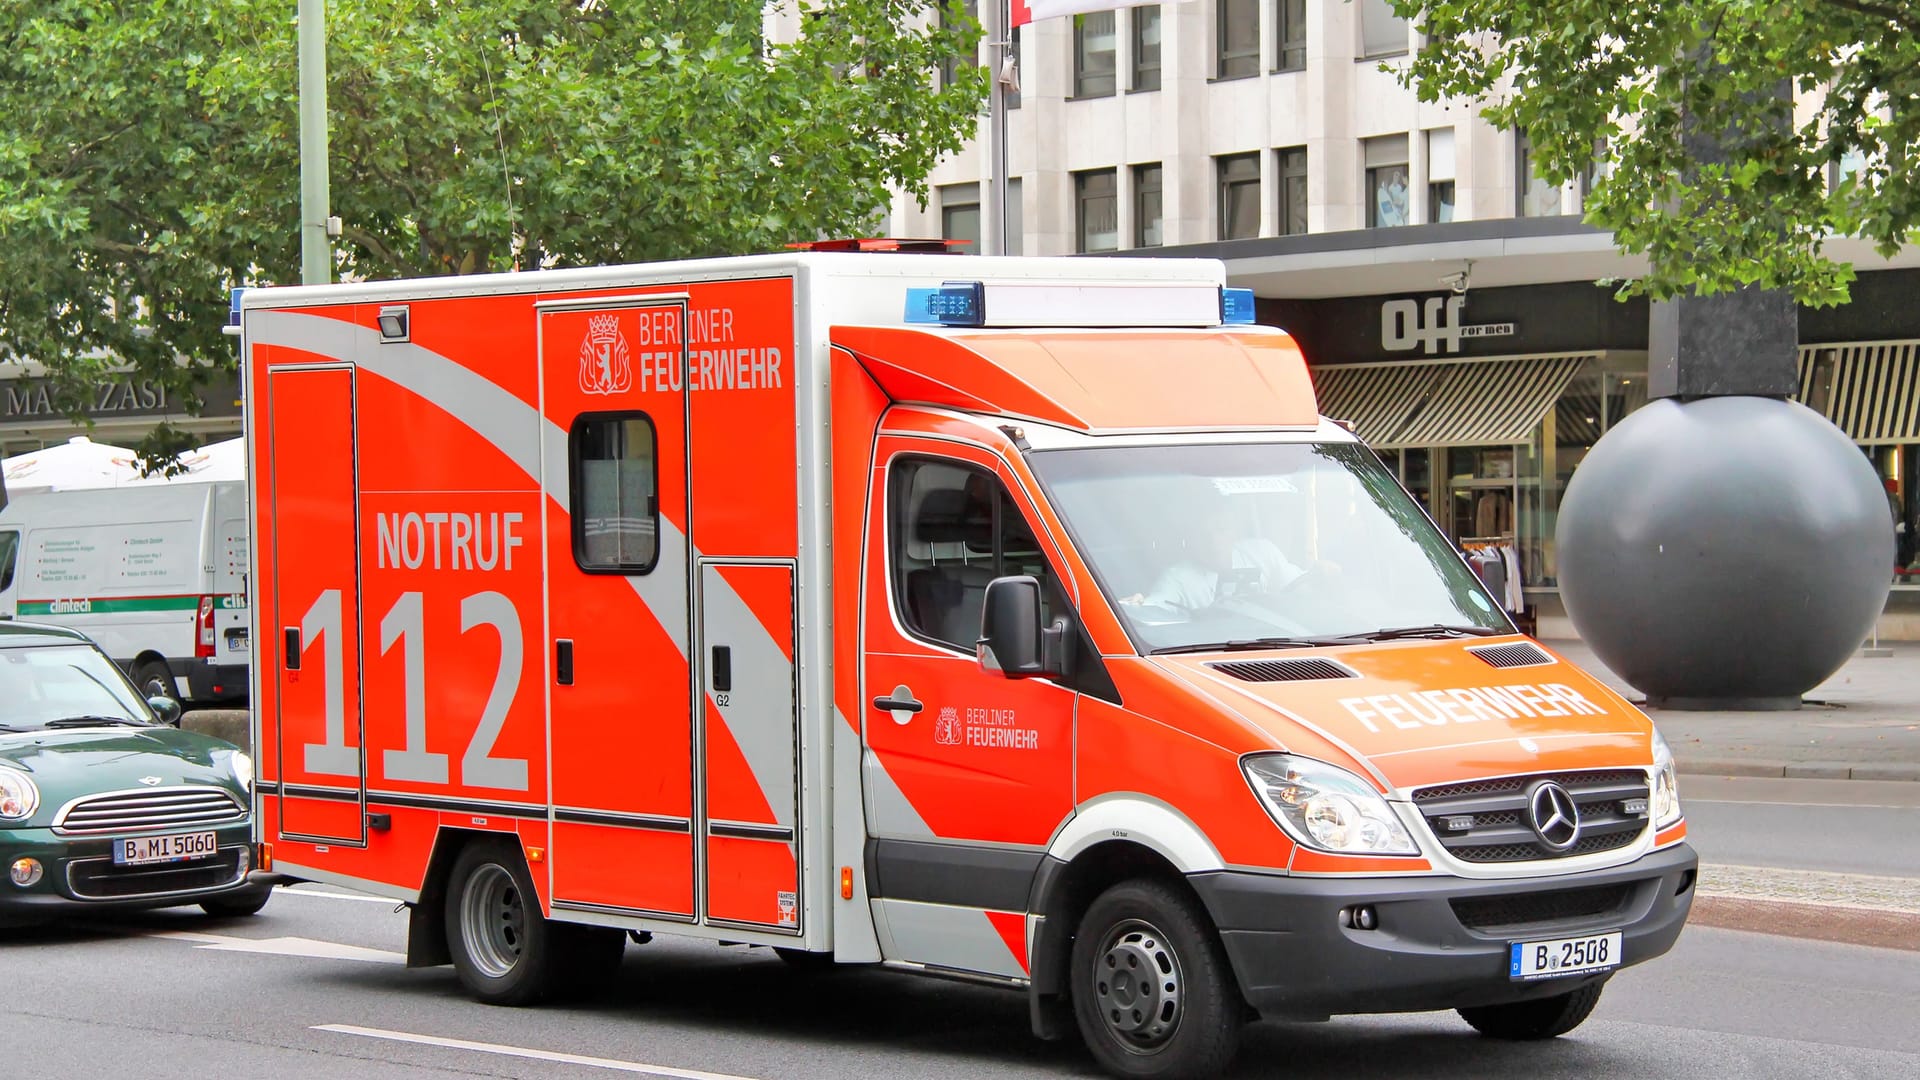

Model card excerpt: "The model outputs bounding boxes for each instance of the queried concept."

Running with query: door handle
[871,688,923,714]
[284,627,301,670]
[555,639,574,686]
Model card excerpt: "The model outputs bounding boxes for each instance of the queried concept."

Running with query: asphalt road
[1680,776,1920,878]
[2,881,1916,1080]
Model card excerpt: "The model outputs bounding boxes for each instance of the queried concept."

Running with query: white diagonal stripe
[316,1025,762,1080]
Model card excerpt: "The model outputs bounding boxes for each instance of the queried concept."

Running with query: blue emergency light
[904,282,986,326]
[228,287,247,326]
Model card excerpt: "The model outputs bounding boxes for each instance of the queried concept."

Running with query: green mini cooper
[0,622,267,925]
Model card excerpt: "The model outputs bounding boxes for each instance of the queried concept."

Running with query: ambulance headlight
[227,750,255,793]
[1243,754,1418,856]
[0,767,40,821]
[1651,729,1682,829]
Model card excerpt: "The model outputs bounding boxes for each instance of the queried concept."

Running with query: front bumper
[0,824,259,924]
[1189,842,1698,1019]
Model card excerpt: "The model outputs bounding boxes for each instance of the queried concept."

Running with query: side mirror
[147,695,183,726]
[977,576,1068,679]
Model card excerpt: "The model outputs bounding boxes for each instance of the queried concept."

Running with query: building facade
[887,2,1920,636]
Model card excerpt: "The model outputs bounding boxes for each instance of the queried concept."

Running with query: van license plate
[1509,931,1622,981]
[114,831,219,866]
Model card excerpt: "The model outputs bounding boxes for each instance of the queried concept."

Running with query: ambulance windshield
[1030,442,1510,653]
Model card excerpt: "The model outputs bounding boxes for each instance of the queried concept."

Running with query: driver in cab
[1120,505,1310,615]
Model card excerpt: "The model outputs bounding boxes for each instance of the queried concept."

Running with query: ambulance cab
[239,255,1695,1080]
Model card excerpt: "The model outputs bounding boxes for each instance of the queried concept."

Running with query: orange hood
[1152,638,1655,792]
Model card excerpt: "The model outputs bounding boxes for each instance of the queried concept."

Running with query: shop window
[1217,152,1262,239]
[1075,169,1120,253]
[1275,0,1306,72]
[1217,0,1259,79]
[1131,5,1162,91]
[1277,146,1308,235]
[888,458,1067,651]
[1359,0,1408,59]
[1133,163,1164,247]
[940,183,980,250]
[1365,134,1411,228]
[1427,128,1456,223]
[572,414,658,573]
[1074,11,1118,98]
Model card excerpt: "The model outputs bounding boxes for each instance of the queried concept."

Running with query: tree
[1396,0,1919,306]
[0,0,984,465]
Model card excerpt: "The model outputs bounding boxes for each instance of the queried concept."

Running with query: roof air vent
[1467,642,1556,669]
[1207,658,1359,683]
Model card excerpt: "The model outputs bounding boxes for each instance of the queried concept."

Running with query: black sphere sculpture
[1556,396,1894,709]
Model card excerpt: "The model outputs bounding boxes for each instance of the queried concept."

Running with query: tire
[1458,980,1606,1040]
[134,659,180,706]
[1069,879,1242,1080]
[445,840,572,1006]
[773,947,838,972]
[200,887,272,918]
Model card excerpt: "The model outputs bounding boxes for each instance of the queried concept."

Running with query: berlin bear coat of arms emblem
[579,313,633,395]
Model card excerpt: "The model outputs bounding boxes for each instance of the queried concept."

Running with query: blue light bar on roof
[1220,287,1257,325]
[228,287,248,326]
[904,282,986,326]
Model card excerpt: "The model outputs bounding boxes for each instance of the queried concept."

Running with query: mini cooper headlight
[228,750,255,792]
[0,767,40,820]
[1243,754,1418,856]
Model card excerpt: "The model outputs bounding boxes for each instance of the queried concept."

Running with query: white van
[0,481,249,704]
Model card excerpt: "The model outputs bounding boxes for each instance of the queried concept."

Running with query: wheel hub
[1092,919,1183,1050]
[460,863,525,978]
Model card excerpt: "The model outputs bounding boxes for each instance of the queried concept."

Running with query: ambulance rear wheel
[446,841,566,1006]
[1458,979,1606,1039]
[1070,879,1241,1079]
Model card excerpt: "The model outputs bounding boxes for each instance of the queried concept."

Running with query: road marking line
[315,1025,762,1080]
[151,930,405,964]
[1690,799,1912,809]
[281,886,404,905]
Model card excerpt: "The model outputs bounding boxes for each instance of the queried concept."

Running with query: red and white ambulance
[238,252,1694,1079]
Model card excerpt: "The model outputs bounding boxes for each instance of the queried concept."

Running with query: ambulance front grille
[1412,769,1650,864]
[54,787,247,836]
[1449,882,1635,933]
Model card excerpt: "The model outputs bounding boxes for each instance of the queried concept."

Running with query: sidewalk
[1546,638,1920,782]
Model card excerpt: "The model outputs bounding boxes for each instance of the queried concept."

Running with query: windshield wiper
[1150,636,1350,655]
[1328,624,1507,643]
[41,715,146,729]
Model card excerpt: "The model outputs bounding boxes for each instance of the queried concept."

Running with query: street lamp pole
[298,0,333,285]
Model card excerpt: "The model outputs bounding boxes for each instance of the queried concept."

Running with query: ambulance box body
[240,254,1694,1079]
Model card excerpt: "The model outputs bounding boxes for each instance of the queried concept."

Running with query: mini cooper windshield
[0,645,154,732]
[1032,441,1511,654]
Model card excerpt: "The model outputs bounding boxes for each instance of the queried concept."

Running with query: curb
[1677,757,1920,782]
[1689,895,1920,952]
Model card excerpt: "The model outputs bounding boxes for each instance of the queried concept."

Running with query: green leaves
[0,1,984,464]
[1397,0,1916,305]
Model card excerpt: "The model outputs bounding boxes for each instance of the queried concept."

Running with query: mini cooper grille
[1466,642,1556,669]
[1450,883,1635,933]
[67,847,245,900]
[1207,658,1358,682]
[1413,769,1650,864]
[54,787,246,836]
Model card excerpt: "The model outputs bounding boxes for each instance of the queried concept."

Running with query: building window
[1133,163,1164,247]
[1073,11,1118,98]
[1426,128,1456,223]
[1277,147,1308,235]
[1516,130,1564,217]
[938,0,977,91]
[1006,177,1024,254]
[1217,0,1259,80]
[1359,0,1407,59]
[1130,5,1162,92]
[940,183,980,250]
[1217,153,1261,239]
[572,414,658,573]
[1364,135,1410,228]
[1275,0,1306,72]
[1076,169,1120,253]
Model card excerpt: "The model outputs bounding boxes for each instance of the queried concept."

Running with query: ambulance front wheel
[446,840,621,1005]
[1457,979,1606,1040]
[1070,879,1242,1080]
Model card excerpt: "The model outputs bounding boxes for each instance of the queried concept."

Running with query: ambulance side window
[889,458,1068,651]
[570,414,658,573]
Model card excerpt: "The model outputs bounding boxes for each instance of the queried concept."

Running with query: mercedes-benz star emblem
[1526,780,1581,851]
